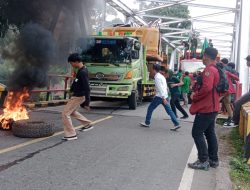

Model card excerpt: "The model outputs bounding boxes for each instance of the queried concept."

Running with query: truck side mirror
[134,42,141,51]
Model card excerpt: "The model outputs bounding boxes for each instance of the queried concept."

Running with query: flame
[0,89,29,130]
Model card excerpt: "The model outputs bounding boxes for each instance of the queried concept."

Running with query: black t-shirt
[70,66,90,105]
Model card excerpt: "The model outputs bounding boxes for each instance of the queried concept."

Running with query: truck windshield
[81,38,137,64]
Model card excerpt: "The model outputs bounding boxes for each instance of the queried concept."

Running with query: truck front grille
[90,85,107,96]
[89,73,121,81]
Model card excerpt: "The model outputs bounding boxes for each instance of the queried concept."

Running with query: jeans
[170,94,189,117]
[145,96,179,126]
[192,112,218,162]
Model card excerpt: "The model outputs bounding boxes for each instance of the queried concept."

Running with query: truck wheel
[12,120,55,138]
[233,92,250,125]
[128,90,137,110]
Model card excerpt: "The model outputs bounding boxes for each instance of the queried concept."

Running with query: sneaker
[170,125,181,131]
[188,160,210,171]
[209,160,219,168]
[180,116,189,119]
[79,124,94,132]
[62,135,78,141]
[140,122,150,127]
[223,121,236,128]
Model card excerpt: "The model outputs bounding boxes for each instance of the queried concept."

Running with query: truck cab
[81,26,162,109]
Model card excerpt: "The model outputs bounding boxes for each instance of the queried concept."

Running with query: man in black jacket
[62,53,93,141]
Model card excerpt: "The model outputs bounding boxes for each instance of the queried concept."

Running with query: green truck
[81,26,163,109]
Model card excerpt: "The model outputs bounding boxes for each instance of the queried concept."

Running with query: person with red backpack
[188,47,220,170]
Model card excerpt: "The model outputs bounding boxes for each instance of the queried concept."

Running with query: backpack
[214,62,229,93]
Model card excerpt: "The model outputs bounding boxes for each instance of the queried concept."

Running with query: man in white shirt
[140,64,180,131]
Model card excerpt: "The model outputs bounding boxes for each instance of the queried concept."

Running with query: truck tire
[233,92,250,125]
[128,90,137,110]
[12,120,54,138]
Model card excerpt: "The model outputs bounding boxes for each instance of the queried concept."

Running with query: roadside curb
[215,125,234,190]
[215,161,233,190]
[24,100,68,109]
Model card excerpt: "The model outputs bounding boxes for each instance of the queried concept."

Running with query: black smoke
[1,0,105,91]
[3,23,55,91]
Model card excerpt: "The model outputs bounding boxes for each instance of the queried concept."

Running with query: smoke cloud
[1,0,105,91]
[3,23,56,91]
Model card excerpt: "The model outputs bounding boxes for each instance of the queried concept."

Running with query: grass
[229,128,250,190]
[216,118,225,125]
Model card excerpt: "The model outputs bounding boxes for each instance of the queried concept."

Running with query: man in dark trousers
[190,34,198,58]
[166,69,189,119]
[188,47,220,170]
[62,53,93,141]
[220,58,239,127]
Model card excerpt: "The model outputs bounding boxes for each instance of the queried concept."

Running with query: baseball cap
[246,55,250,61]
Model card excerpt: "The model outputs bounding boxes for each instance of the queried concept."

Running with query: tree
[0,0,44,38]
[139,2,191,28]
[104,4,124,28]
[137,1,191,60]
[0,0,106,38]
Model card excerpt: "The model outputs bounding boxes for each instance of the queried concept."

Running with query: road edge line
[178,144,197,190]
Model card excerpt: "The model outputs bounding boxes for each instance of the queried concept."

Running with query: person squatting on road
[188,47,220,170]
[140,64,181,131]
[165,69,189,119]
[62,53,93,141]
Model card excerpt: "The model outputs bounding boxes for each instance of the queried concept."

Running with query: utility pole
[237,0,250,93]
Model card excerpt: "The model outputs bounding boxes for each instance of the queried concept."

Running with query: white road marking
[178,145,197,190]
[0,116,113,155]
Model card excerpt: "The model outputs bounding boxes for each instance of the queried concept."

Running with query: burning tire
[12,120,54,138]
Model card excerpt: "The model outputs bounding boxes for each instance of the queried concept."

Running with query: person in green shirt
[166,69,189,119]
[181,71,191,107]
[175,69,183,80]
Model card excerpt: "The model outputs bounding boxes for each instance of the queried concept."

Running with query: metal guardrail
[239,102,250,164]
[30,74,73,101]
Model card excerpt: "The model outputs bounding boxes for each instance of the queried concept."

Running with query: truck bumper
[90,84,133,98]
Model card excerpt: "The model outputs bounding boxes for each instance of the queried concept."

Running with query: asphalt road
[0,101,217,190]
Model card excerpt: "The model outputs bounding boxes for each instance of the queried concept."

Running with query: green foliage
[0,0,106,37]
[0,60,14,85]
[0,28,18,47]
[138,1,191,55]
[0,0,39,38]
[48,65,69,75]
[229,128,250,190]
[104,4,124,28]
[140,2,191,29]
[0,29,18,84]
